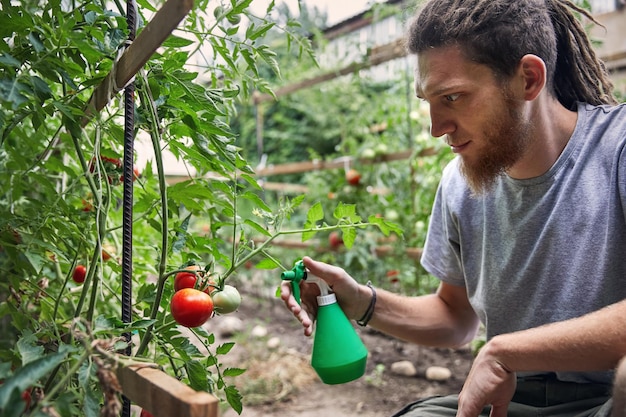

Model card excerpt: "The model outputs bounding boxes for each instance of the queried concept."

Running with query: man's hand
[456,343,516,417]
[280,256,369,336]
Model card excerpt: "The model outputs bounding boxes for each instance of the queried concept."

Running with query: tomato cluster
[170,264,242,328]
[88,155,140,186]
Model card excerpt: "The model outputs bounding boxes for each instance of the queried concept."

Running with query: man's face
[415,45,531,195]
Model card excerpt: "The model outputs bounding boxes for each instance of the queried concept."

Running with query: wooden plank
[255,147,437,177]
[116,364,218,417]
[251,238,423,259]
[253,38,408,104]
[82,0,194,126]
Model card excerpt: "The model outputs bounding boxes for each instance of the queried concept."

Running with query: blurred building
[316,0,625,92]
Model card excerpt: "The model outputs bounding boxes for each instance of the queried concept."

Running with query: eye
[445,94,460,102]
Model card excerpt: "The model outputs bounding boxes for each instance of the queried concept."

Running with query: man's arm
[482,298,626,372]
[368,281,481,348]
[282,257,480,348]
[456,299,626,417]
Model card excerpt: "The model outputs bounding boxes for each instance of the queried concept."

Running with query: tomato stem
[135,76,170,357]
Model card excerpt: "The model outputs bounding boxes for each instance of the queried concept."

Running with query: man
[281,0,626,416]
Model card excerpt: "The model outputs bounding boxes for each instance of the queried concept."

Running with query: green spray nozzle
[281,260,307,304]
[281,260,333,305]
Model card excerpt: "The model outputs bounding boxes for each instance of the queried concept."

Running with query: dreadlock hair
[406,0,617,109]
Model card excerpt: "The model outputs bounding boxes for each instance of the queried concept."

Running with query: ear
[518,54,546,101]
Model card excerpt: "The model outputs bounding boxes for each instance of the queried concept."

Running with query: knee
[613,356,626,417]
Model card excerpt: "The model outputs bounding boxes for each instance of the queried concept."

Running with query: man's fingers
[280,280,314,336]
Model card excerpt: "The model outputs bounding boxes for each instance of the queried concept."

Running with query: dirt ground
[216,291,475,417]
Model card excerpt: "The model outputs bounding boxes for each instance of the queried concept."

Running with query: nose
[429,106,455,138]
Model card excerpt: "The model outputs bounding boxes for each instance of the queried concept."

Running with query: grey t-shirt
[421,102,626,383]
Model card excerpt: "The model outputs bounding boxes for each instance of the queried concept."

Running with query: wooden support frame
[117,365,219,417]
[81,0,194,127]
[252,37,408,104]
[252,238,423,260]
[255,147,437,177]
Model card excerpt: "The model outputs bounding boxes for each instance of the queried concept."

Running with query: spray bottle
[281,260,368,384]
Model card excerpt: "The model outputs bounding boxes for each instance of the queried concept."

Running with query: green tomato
[212,285,241,314]
[213,5,224,20]
[227,14,241,24]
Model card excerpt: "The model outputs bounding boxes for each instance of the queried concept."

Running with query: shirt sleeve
[420,161,466,287]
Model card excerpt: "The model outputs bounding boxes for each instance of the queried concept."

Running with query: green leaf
[216,342,235,355]
[127,319,156,330]
[243,219,271,237]
[246,22,274,40]
[342,228,357,249]
[162,35,194,48]
[0,54,21,68]
[254,258,279,270]
[83,388,101,417]
[0,79,31,109]
[305,202,324,224]
[223,367,245,377]
[186,360,209,391]
[0,351,67,410]
[16,331,44,366]
[225,385,243,414]
[240,190,271,212]
[333,202,361,223]
[94,316,124,333]
[172,214,192,253]
[367,216,404,237]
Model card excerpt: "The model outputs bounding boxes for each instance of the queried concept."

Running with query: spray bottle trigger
[281,260,307,305]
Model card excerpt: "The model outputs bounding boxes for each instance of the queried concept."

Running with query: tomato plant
[212,285,242,315]
[170,288,214,328]
[72,264,87,284]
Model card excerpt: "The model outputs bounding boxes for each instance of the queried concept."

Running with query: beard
[458,98,532,196]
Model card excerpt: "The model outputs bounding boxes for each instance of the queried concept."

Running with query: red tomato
[345,169,361,186]
[329,231,343,250]
[140,409,154,417]
[170,288,214,327]
[174,271,199,292]
[386,269,400,283]
[120,167,141,182]
[174,265,215,293]
[212,285,242,314]
[72,265,87,283]
[89,156,123,185]
[21,389,31,411]
[174,265,202,291]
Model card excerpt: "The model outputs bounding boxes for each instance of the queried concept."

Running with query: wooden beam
[255,147,437,177]
[251,238,423,260]
[117,364,218,417]
[253,37,408,104]
[82,0,194,126]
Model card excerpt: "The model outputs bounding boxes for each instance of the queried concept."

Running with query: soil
[215,291,475,417]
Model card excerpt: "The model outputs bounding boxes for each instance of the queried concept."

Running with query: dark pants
[392,374,613,417]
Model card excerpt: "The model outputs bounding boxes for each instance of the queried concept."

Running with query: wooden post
[81,0,194,126]
[116,365,219,417]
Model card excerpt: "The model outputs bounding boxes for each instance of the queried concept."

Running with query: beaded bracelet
[356,281,376,327]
